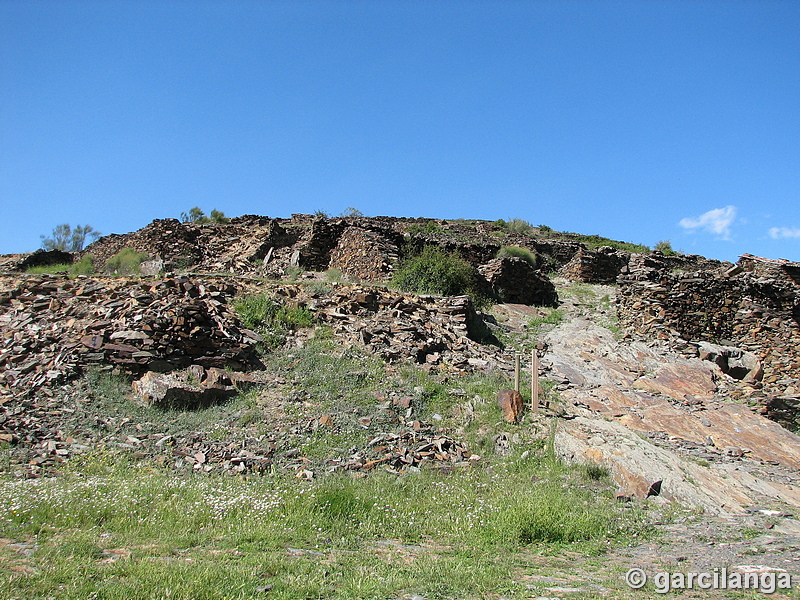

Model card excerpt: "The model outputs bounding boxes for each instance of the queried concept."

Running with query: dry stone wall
[479,257,558,306]
[328,226,400,281]
[559,246,630,283]
[617,259,800,425]
[0,274,261,400]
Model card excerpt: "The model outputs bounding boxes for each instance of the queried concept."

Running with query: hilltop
[1,214,799,598]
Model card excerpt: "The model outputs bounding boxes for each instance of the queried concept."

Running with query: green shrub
[233,294,314,350]
[104,248,148,275]
[180,207,227,224]
[284,265,302,281]
[583,463,610,480]
[654,240,678,256]
[324,267,343,282]
[406,221,444,236]
[497,245,538,267]
[340,207,364,217]
[69,254,94,275]
[503,218,536,235]
[538,224,553,234]
[391,246,478,297]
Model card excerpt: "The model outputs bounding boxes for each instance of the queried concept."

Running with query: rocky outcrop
[617,259,800,427]
[133,366,257,408]
[545,318,800,517]
[479,257,558,306]
[497,389,524,423]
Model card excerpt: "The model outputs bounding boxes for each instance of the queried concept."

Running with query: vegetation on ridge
[40,223,101,252]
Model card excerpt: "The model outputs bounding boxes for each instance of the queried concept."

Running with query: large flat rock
[545,318,800,517]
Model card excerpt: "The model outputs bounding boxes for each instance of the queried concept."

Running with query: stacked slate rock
[479,257,558,306]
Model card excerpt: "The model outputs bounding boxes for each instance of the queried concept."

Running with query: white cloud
[769,227,800,239]
[679,205,737,240]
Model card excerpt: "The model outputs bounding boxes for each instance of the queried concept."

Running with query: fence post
[514,353,521,392]
[531,348,539,412]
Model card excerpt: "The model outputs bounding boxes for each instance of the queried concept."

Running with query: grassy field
[0,446,650,600]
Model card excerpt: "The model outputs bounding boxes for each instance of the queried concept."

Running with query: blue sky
[2,0,799,262]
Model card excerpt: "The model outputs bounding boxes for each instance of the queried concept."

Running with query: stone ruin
[617,253,800,428]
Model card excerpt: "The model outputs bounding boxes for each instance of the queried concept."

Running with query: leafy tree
[41,224,101,252]
[341,207,364,217]
[209,209,228,223]
[180,207,206,223]
[180,207,227,224]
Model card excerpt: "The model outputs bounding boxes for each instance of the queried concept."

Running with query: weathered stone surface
[555,416,754,515]
[632,361,718,400]
[133,369,238,408]
[479,257,558,306]
[544,317,800,516]
[497,389,524,423]
[617,255,800,426]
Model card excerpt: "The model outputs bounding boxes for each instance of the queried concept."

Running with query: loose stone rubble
[0,274,261,401]
[337,430,477,474]
[267,283,510,371]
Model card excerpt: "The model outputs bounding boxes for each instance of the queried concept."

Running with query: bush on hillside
[233,294,315,350]
[503,218,536,235]
[654,240,678,256]
[391,246,478,297]
[496,245,538,267]
[70,254,94,275]
[180,207,228,224]
[104,248,149,275]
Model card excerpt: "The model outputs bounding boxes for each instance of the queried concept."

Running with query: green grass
[105,248,149,275]
[26,263,72,275]
[25,255,93,276]
[233,293,315,350]
[405,221,445,236]
[527,308,565,330]
[0,450,650,600]
[570,234,649,253]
